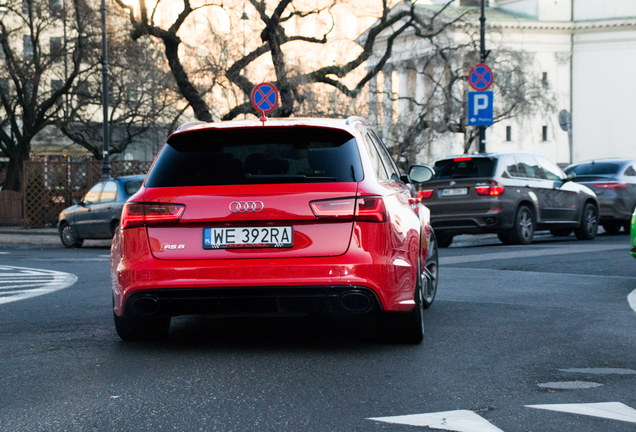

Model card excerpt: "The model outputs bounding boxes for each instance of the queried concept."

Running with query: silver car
[564,159,636,234]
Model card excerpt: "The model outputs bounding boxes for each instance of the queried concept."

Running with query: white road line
[369,410,504,431]
[526,402,636,424]
[440,244,625,265]
[628,289,636,313]
[560,368,636,375]
[0,265,77,305]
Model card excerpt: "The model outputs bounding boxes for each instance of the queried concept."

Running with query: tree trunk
[4,143,30,192]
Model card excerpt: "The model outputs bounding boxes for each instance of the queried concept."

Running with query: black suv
[414,152,599,247]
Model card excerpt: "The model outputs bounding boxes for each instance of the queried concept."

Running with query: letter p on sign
[468,91,493,126]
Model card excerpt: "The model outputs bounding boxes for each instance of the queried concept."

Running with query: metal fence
[20,160,151,228]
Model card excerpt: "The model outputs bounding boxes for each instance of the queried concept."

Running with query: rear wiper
[245,174,338,183]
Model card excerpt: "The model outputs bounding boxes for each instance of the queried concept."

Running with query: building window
[506,126,512,142]
[542,125,548,142]
[542,72,548,87]
[50,37,62,61]
[460,0,488,5]
[51,79,63,106]
[22,0,28,15]
[0,78,9,96]
[75,81,89,104]
[23,35,33,60]
[49,0,61,17]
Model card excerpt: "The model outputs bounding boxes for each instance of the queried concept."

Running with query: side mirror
[565,172,576,182]
[408,165,435,183]
[73,198,82,206]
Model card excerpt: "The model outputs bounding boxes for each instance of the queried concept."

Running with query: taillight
[595,182,628,190]
[475,181,504,196]
[309,198,355,221]
[419,189,433,199]
[355,197,386,222]
[454,157,471,162]
[121,203,186,229]
[309,197,386,222]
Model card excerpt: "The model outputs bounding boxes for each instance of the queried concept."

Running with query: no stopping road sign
[251,83,279,115]
[468,64,493,91]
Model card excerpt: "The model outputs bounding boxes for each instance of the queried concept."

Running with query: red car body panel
[111,118,432,319]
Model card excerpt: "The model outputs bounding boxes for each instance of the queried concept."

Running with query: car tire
[60,223,84,248]
[113,312,171,341]
[623,220,632,234]
[500,205,535,245]
[421,230,439,309]
[436,233,453,248]
[550,228,572,237]
[378,260,425,344]
[110,220,120,237]
[602,222,621,234]
[574,203,598,240]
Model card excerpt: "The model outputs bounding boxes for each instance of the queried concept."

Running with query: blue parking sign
[468,91,493,126]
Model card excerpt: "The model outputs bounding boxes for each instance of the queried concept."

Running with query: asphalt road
[0,231,635,431]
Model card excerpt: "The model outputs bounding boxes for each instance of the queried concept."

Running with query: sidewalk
[0,226,110,246]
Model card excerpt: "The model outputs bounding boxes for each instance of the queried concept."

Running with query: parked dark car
[413,152,599,247]
[564,159,636,234]
[57,175,145,248]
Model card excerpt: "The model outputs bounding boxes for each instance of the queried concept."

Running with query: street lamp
[100,0,111,179]
[241,2,249,118]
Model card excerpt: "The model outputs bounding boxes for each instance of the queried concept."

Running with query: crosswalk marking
[0,265,77,305]
[368,410,504,431]
[526,402,636,424]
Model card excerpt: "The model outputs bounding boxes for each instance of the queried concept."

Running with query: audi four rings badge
[229,201,264,213]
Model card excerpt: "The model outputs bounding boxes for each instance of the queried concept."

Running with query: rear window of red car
[145,126,363,187]
[432,158,496,179]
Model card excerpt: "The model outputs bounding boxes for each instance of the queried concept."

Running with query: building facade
[366,0,636,166]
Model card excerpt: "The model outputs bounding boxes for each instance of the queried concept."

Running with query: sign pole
[478,0,486,153]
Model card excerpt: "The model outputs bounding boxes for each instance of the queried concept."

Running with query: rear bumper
[111,227,420,316]
[598,197,633,221]
[430,209,512,235]
[124,286,381,318]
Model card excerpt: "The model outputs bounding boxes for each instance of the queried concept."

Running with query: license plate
[203,226,293,249]
[440,187,468,196]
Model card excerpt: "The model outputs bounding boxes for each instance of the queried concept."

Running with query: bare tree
[373,7,557,168]
[114,0,461,122]
[0,0,91,191]
[58,27,187,160]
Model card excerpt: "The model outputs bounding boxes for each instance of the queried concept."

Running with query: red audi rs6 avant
[111,116,439,343]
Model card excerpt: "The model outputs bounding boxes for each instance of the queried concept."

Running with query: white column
[415,60,426,109]
[398,65,410,125]
[368,75,378,127]
[382,68,393,139]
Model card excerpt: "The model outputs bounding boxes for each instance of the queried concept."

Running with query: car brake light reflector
[121,203,186,229]
[355,197,386,222]
[454,157,472,162]
[419,189,433,199]
[309,198,355,220]
[594,182,628,190]
[475,181,505,196]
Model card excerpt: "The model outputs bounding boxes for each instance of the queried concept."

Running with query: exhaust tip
[340,291,372,312]
[131,296,160,316]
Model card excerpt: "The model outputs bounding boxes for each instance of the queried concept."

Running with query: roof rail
[345,116,368,126]
[176,121,207,132]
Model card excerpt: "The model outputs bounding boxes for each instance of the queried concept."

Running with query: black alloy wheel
[623,220,632,234]
[377,256,425,344]
[500,205,534,245]
[60,223,84,248]
[574,203,598,240]
[421,230,439,309]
